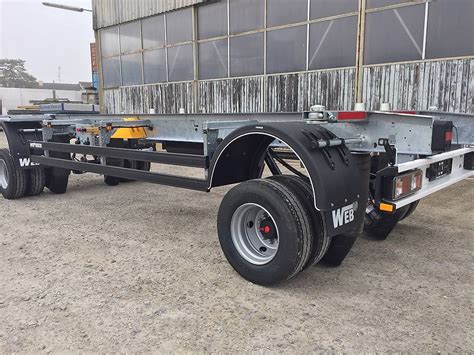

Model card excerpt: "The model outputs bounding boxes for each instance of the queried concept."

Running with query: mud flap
[321,153,371,265]
[0,120,43,170]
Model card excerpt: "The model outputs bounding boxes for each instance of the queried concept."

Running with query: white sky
[0,0,95,83]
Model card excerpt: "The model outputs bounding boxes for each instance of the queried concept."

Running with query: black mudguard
[209,121,370,238]
[0,120,43,170]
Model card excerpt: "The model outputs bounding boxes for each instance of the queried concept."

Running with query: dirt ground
[0,134,473,352]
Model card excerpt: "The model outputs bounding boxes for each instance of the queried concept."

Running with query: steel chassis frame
[1,109,473,210]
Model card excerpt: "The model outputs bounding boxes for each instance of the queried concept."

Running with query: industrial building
[92,0,474,115]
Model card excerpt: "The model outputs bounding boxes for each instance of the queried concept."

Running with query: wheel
[268,175,329,268]
[217,179,312,285]
[364,205,410,240]
[365,153,409,240]
[46,171,69,194]
[104,157,124,186]
[119,160,138,183]
[137,161,151,171]
[25,167,46,196]
[0,149,27,200]
[104,175,120,186]
[400,200,420,221]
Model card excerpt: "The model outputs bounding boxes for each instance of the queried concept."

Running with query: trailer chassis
[0,109,473,285]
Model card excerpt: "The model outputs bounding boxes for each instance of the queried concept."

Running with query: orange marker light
[379,203,394,213]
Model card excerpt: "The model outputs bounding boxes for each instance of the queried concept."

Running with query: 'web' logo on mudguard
[332,204,355,229]
[18,158,38,167]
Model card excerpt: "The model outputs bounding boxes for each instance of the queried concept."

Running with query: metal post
[355,0,367,106]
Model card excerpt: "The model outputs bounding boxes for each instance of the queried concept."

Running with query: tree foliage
[0,59,38,88]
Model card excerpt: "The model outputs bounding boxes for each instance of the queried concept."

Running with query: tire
[119,160,138,183]
[46,172,69,194]
[364,205,410,240]
[104,175,120,186]
[25,167,46,196]
[400,200,420,221]
[268,175,329,268]
[0,149,27,200]
[217,179,312,285]
[137,161,151,172]
[104,157,124,186]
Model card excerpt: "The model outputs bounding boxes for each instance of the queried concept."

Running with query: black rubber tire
[119,160,138,183]
[137,161,151,172]
[268,175,329,268]
[46,172,69,194]
[364,205,410,240]
[104,157,124,186]
[217,179,312,286]
[0,149,27,200]
[104,175,120,186]
[400,200,420,221]
[25,167,46,196]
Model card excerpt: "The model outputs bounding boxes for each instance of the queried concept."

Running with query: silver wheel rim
[0,159,8,189]
[230,203,279,265]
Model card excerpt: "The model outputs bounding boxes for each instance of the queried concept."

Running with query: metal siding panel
[362,59,473,113]
[93,0,208,29]
[103,82,194,114]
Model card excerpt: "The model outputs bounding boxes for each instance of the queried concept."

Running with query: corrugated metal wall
[363,59,474,113]
[103,59,474,114]
[103,68,356,114]
[104,82,194,114]
[92,0,207,29]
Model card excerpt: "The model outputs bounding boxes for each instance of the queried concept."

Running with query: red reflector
[338,111,367,121]
[445,131,453,142]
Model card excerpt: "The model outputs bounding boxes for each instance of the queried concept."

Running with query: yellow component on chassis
[111,117,148,139]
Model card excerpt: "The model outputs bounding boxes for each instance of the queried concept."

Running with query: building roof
[37,82,92,91]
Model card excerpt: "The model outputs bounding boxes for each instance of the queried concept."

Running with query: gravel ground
[0,134,473,352]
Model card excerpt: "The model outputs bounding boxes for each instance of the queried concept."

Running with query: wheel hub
[0,159,9,189]
[230,203,279,265]
[258,218,277,243]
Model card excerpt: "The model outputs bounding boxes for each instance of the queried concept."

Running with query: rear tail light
[392,170,422,200]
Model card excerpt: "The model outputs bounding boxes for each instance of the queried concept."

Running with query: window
[230,33,264,77]
[310,0,358,20]
[121,53,142,86]
[166,8,193,44]
[199,39,228,79]
[267,0,308,27]
[364,4,425,64]
[100,27,119,57]
[168,44,194,81]
[309,16,357,70]
[102,56,121,88]
[267,26,307,74]
[198,1,228,39]
[366,0,420,10]
[143,49,167,84]
[426,0,474,59]
[142,15,165,49]
[229,0,264,34]
[119,22,141,54]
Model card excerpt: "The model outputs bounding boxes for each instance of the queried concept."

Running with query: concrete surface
[0,134,473,352]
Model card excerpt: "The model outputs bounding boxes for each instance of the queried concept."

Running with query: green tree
[0,59,38,88]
